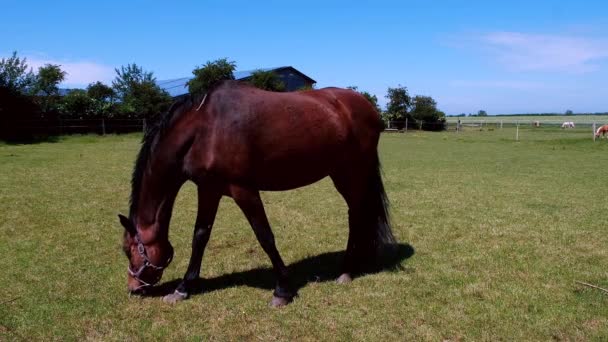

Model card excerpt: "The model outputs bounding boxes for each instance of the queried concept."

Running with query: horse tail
[363,153,396,256]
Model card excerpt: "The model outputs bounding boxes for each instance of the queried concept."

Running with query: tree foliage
[0,51,36,93]
[248,70,285,92]
[34,64,66,96]
[384,85,412,125]
[87,81,115,102]
[477,110,488,117]
[188,58,236,95]
[347,86,382,114]
[112,64,171,119]
[411,95,446,130]
[32,64,67,114]
[59,89,96,117]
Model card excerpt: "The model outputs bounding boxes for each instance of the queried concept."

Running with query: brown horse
[118,80,395,306]
[595,124,608,138]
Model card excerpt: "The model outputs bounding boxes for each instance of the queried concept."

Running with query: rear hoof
[270,295,290,307]
[336,273,352,284]
[163,291,188,304]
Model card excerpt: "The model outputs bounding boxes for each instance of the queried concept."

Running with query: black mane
[127,81,236,219]
[128,94,199,218]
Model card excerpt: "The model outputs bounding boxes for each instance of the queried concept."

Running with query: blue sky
[2,0,607,114]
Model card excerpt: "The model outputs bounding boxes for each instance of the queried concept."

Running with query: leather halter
[128,234,172,288]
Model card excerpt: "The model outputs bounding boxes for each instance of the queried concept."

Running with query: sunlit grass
[1,130,607,340]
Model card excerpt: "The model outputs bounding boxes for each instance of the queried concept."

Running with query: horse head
[119,214,174,294]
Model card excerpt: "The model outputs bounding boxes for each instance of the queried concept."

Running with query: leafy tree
[112,64,154,98]
[188,58,236,95]
[411,96,439,121]
[384,85,412,127]
[59,89,96,117]
[32,64,66,114]
[411,95,446,130]
[34,64,66,96]
[248,69,285,92]
[112,64,172,119]
[565,109,573,116]
[347,86,382,114]
[87,82,116,117]
[87,81,115,102]
[296,84,315,91]
[0,51,36,93]
[477,110,488,117]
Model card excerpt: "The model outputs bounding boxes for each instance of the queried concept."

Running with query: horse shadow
[147,243,415,298]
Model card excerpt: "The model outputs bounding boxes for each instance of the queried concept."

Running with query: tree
[34,64,66,96]
[0,51,36,93]
[565,109,573,116]
[87,81,115,102]
[112,64,172,119]
[59,89,96,118]
[188,58,236,95]
[347,86,382,114]
[384,85,412,128]
[112,64,154,98]
[32,64,66,114]
[477,110,488,117]
[87,82,116,117]
[411,95,446,130]
[247,69,285,92]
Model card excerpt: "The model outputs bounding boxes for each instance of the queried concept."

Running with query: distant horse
[561,121,575,128]
[595,124,608,138]
[118,81,395,306]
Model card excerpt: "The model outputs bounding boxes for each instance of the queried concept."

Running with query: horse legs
[229,185,295,307]
[330,169,369,284]
[163,185,222,304]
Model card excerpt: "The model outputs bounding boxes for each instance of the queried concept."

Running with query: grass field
[1,129,608,340]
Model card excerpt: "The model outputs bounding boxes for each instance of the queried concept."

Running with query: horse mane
[128,93,200,218]
[128,80,241,218]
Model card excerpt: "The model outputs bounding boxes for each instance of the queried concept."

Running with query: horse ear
[118,214,136,235]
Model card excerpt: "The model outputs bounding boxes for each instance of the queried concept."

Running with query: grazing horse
[595,124,608,138]
[118,81,395,306]
[561,121,575,129]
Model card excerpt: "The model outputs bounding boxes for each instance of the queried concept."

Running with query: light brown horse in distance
[595,124,608,138]
[118,81,396,306]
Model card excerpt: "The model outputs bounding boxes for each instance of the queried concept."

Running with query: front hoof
[163,290,188,304]
[270,295,291,307]
[336,273,352,284]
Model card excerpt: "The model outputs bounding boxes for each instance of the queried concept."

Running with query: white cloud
[24,57,114,87]
[481,31,608,73]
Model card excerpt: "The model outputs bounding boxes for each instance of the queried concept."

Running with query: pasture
[1,129,607,340]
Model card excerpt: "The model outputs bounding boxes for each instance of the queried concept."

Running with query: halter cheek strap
[128,234,172,288]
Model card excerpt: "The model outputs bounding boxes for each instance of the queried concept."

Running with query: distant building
[156,66,316,98]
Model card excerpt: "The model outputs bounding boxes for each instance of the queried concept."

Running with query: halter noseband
[128,234,172,289]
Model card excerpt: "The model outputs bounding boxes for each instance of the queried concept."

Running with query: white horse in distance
[561,121,575,128]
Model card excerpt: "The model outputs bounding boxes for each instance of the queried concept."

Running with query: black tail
[365,155,396,255]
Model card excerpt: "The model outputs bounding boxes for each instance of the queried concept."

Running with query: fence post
[101,118,106,136]
[593,122,596,142]
[405,118,408,132]
[500,120,503,129]
[516,121,519,141]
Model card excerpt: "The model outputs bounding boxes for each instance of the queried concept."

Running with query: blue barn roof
[156,66,315,97]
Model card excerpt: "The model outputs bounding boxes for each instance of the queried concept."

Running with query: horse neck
[133,147,187,242]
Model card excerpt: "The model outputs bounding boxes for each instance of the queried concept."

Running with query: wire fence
[384,118,608,142]
[1,118,146,137]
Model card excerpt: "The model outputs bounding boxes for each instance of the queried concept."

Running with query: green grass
[1,130,608,340]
